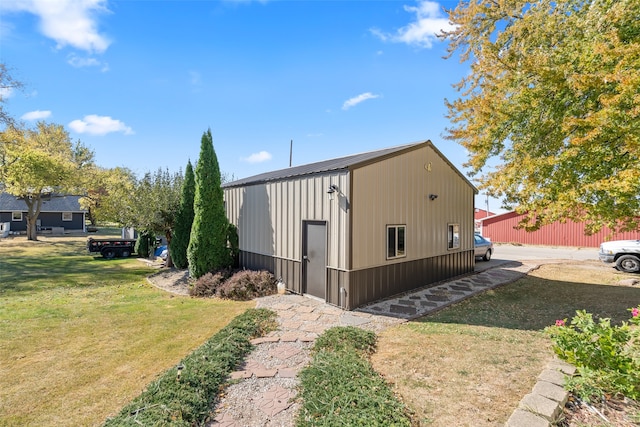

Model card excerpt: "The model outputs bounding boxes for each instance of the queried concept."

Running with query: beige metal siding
[224,172,350,273]
[350,145,475,270]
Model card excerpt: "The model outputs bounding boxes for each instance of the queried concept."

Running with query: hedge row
[103,308,277,426]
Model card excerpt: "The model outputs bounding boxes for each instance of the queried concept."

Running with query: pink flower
[632,307,639,318]
[555,319,566,326]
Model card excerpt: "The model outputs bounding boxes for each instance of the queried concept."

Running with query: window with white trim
[12,212,22,221]
[448,223,460,250]
[387,225,406,259]
[62,212,73,221]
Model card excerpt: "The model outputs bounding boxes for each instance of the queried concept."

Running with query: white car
[598,240,640,273]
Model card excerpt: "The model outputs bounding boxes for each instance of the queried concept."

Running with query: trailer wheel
[102,248,116,259]
[120,249,131,258]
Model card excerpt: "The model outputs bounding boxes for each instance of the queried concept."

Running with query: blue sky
[0,0,500,213]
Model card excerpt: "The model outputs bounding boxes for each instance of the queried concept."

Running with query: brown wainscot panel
[327,269,349,309]
[239,251,301,294]
[346,250,474,310]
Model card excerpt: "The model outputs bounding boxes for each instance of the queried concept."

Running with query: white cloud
[21,110,52,120]
[67,53,109,71]
[0,87,14,100]
[241,151,272,164]
[68,115,134,136]
[371,1,454,49]
[4,0,111,53]
[342,92,380,110]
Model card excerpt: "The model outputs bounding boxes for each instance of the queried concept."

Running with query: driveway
[475,244,599,272]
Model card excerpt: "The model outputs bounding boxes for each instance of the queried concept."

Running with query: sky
[0,0,500,213]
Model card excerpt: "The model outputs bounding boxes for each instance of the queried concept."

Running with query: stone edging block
[519,393,563,421]
[504,358,574,427]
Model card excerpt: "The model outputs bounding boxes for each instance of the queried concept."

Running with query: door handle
[303,256,308,261]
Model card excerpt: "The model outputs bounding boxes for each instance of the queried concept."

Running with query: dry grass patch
[372,320,548,426]
[371,261,640,427]
[0,234,253,426]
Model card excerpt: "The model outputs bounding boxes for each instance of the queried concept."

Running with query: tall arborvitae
[169,160,195,269]
[187,129,231,278]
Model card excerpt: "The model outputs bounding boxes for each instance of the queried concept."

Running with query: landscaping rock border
[505,358,576,427]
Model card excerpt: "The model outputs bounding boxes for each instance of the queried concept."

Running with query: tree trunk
[87,207,97,226]
[165,232,174,268]
[24,196,42,241]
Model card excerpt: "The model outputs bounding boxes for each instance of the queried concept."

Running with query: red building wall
[478,211,640,247]
[474,208,495,220]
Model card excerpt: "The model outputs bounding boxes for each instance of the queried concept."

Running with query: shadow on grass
[418,274,640,331]
[0,252,153,295]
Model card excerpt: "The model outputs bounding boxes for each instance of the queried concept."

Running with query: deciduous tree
[136,168,183,267]
[0,63,24,128]
[443,0,640,233]
[93,167,183,265]
[188,129,230,278]
[79,166,136,226]
[0,121,94,240]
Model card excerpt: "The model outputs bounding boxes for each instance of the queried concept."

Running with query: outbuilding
[223,140,477,310]
[0,192,87,235]
[478,210,640,247]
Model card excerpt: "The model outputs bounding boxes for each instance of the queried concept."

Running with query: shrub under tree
[227,223,239,268]
[170,160,195,269]
[135,231,156,258]
[187,129,231,278]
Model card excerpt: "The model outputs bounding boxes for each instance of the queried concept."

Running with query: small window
[387,225,406,259]
[448,224,460,250]
[12,212,22,221]
[62,212,73,221]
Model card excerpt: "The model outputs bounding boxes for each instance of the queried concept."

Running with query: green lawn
[0,234,253,426]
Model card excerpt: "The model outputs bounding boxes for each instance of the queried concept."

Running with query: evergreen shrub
[103,308,277,426]
[297,326,411,426]
[170,160,195,269]
[134,231,155,258]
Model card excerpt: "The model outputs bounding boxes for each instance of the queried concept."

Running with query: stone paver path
[208,261,537,426]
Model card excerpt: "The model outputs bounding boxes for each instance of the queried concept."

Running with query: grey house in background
[0,192,86,234]
[223,140,477,310]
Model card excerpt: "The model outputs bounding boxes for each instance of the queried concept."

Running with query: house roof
[223,139,476,191]
[0,192,85,212]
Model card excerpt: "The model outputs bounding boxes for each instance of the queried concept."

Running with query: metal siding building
[224,140,477,310]
[479,211,640,247]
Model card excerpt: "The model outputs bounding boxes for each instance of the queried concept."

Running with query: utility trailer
[87,237,136,259]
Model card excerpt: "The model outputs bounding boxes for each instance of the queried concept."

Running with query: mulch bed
[558,394,640,426]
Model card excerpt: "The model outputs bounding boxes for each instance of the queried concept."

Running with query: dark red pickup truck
[87,237,136,259]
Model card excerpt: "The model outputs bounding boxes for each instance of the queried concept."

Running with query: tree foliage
[443,0,640,233]
[93,167,183,265]
[0,121,94,240]
[188,129,231,278]
[170,160,195,269]
[132,168,183,244]
[79,166,136,226]
[0,63,24,127]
